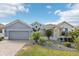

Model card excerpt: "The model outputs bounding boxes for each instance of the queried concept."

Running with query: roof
[5,19,32,28]
[45,24,56,27]
[0,24,5,29]
[44,24,56,29]
[57,21,74,28]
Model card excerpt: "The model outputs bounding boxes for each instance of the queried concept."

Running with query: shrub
[0,37,4,41]
[39,37,46,45]
[31,31,41,44]
[47,40,53,46]
[64,42,71,47]
[74,38,79,50]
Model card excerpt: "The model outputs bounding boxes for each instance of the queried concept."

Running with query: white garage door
[9,31,29,40]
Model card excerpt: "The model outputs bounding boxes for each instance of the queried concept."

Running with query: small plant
[74,38,79,50]
[64,42,71,47]
[47,40,53,46]
[31,31,41,44]
[39,37,46,45]
[0,37,4,41]
[58,45,62,48]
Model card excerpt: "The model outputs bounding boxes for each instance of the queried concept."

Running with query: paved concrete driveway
[0,40,29,56]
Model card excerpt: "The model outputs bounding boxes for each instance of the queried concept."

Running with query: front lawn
[16,45,79,56]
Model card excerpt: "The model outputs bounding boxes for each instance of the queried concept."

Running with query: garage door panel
[9,31,29,40]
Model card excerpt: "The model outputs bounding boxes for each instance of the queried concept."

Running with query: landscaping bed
[16,44,79,56]
[16,28,79,56]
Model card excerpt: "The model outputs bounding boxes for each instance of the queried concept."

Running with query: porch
[58,36,72,42]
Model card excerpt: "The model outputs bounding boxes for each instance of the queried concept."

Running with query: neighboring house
[0,24,5,37]
[53,21,74,42]
[4,20,32,40]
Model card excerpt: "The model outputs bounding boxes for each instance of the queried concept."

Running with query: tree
[68,28,79,42]
[31,31,41,44]
[74,38,79,50]
[45,29,53,40]
[32,27,40,32]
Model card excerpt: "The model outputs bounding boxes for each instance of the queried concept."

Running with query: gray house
[4,20,32,40]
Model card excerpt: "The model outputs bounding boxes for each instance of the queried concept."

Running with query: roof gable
[5,20,32,29]
[57,21,74,28]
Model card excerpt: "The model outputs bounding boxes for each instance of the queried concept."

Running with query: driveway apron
[0,40,27,56]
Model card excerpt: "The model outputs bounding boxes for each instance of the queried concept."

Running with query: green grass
[16,45,79,56]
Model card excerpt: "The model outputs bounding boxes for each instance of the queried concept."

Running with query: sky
[0,3,79,26]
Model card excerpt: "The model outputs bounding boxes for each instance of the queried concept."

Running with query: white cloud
[2,22,8,25]
[26,8,30,13]
[46,5,52,9]
[66,3,72,8]
[46,5,54,14]
[45,4,79,26]
[71,4,79,10]
[54,10,61,15]
[53,3,79,26]
[0,3,30,17]
[18,5,25,12]
[48,10,53,14]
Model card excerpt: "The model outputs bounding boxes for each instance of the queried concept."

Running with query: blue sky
[0,3,79,26]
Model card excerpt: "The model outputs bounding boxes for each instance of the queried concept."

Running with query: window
[60,38,63,42]
[65,28,68,33]
[64,38,68,42]
[61,31,65,35]
[61,28,68,36]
